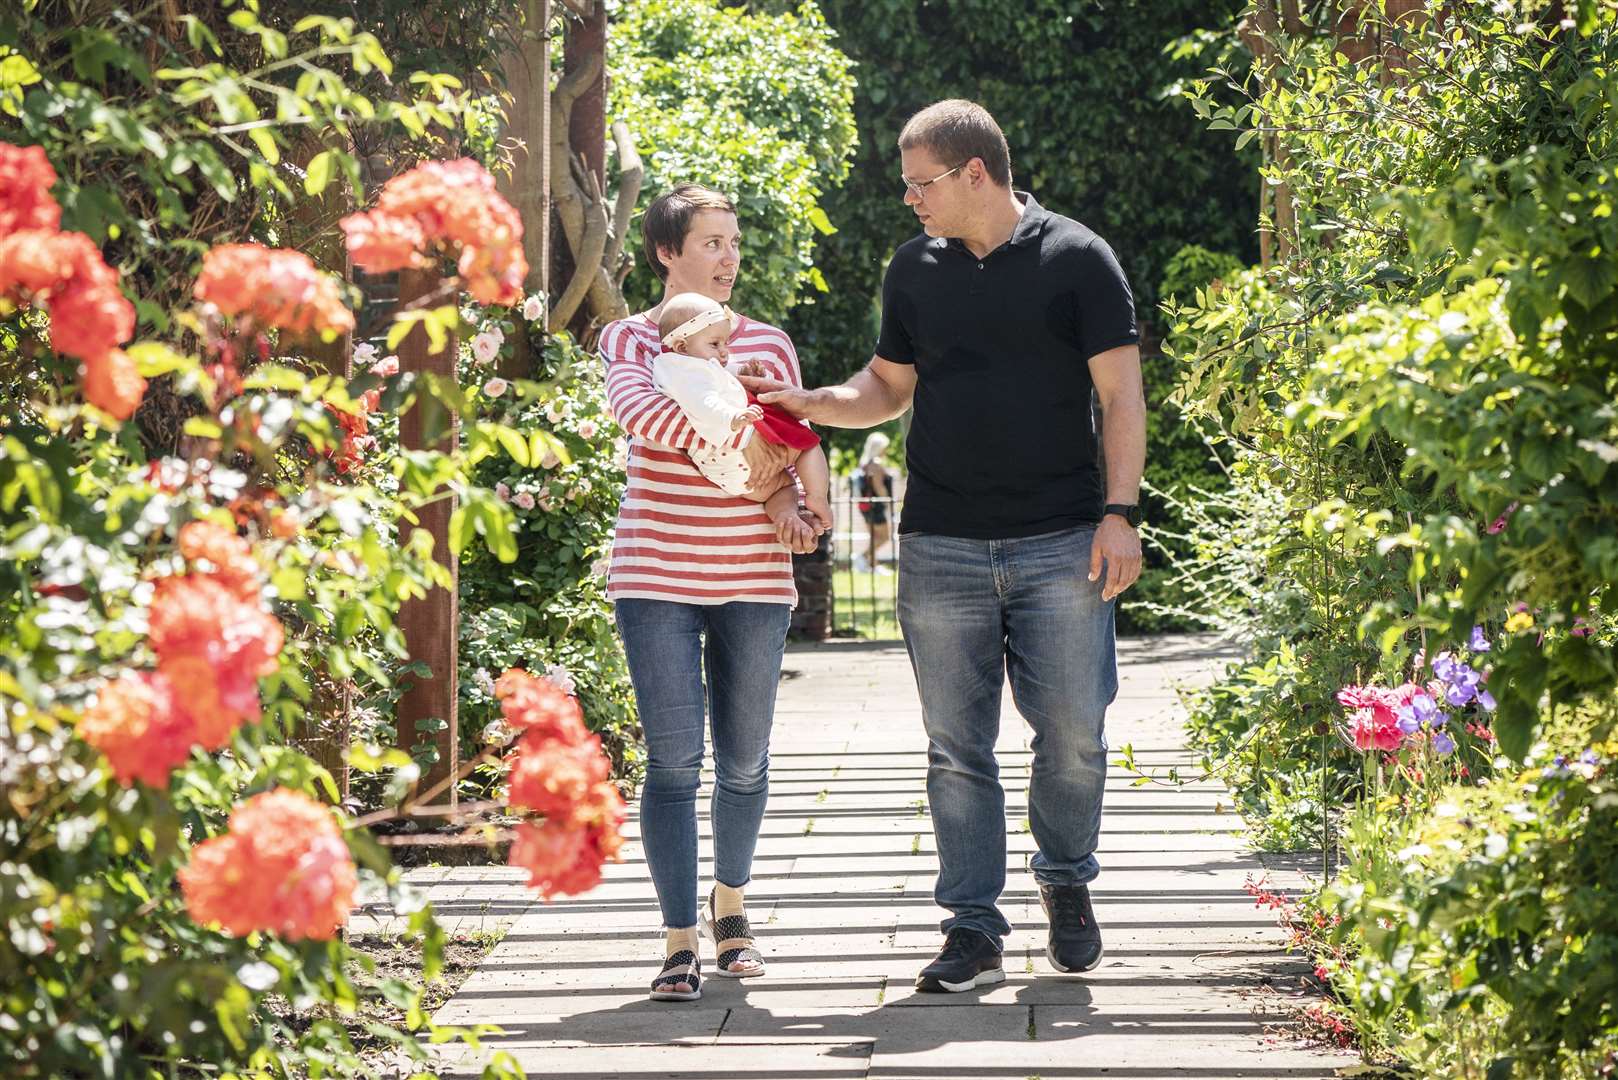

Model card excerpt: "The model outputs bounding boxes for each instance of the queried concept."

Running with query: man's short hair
[897,100,1012,188]
[641,184,737,281]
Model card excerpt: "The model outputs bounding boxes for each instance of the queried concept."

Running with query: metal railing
[827,475,902,639]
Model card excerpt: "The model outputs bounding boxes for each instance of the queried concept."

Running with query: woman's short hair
[641,184,737,281]
[897,99,1012,188]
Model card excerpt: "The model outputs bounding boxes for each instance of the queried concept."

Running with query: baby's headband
[661,305,735,349]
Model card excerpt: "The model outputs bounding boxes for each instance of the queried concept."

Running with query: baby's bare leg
[795,445,833,530]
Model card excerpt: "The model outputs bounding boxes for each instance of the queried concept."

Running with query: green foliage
[1127,244,1249,633]
[775,0,1260,388]
[1330,707,1618,1077]
[609,0,858,327]
[458,329,640,781]
[1164,1,1618,1071]
[0,2,478,327]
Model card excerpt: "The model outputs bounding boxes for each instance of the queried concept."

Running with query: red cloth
[748,395,819,451]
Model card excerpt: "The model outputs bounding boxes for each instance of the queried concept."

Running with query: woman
[854,431,894,574]
[598,184,822,1001]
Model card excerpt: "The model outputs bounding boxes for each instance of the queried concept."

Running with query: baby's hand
[731,404,764,431]
[734,359,766,379]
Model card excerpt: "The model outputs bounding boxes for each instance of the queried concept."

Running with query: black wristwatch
[1103,503,1143,527]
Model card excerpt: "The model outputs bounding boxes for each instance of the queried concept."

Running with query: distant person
[853,431,894,574]
[740,99,1146,993]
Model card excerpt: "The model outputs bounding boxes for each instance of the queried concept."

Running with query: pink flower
[494,481,511,501]
[577,419,599,440]
[483,377,508,398]
[369,354,399,378]
[1336,684,1405,751]
[522,294,545,321]
[513,491,536,511]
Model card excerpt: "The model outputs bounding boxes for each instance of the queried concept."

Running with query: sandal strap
[718,945,763,969]
[712,912,753,943]
[652,949,700,989]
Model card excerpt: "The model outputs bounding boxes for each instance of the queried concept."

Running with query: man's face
[900,146,970,238]
[660,210,741,302]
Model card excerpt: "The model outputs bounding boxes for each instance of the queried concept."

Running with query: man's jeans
[614,598,791,929]
[897,526,1118,952]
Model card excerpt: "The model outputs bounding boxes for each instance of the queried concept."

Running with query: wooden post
[499,0,553,380]
[395,266,460,807]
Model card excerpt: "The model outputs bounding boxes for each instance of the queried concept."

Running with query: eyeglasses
[901,161,967,200]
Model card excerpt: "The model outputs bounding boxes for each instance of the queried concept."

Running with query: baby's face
[680,322,731,362]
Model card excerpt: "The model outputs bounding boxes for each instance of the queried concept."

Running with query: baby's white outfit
[651,351,756,496]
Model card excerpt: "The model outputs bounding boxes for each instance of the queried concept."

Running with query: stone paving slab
[430,635,1358,1078]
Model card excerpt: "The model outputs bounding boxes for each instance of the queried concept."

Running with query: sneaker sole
[917,966,1006,993]
[1046,943,1104,974]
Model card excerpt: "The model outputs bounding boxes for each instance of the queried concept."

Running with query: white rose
[1578,438,1618,464]
[522,294,546,322]
[483,377,509,398]
[471,331,503,366]
[353,342,379,366]
[577,419,599,440]
[544,664,576,696]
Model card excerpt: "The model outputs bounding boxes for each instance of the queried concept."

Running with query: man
[741,99,1146,993]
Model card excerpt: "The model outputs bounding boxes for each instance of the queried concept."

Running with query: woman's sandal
[649,947,702,1002]
[702,889,765,978]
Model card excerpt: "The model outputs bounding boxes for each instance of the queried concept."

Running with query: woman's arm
[601,321,749,451]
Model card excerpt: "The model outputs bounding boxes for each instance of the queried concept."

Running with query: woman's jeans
[897,525,1118,953]
[614,598,791,929]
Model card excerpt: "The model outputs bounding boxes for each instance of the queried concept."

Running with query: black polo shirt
[875,192,1138,539]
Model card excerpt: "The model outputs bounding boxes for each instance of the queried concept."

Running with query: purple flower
[1469,626,1491,653]
[1580,749,1600,766]
[1396,691,1443,735]
[1432,731,1456,755]
[1477,689,1496,711]
[1432,652,1461,682]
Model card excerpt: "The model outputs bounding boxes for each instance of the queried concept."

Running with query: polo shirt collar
[943,190,1048,256]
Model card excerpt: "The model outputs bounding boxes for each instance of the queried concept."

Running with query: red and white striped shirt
[600,312,804,606]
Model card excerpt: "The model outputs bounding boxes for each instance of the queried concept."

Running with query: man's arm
[1087,343,1147,601]
[736,356,917,428]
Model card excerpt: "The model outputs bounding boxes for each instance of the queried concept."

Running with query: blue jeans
[614,598,791,929]
[897,526,1118,952]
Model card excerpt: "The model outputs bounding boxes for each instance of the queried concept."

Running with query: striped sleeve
[600,319,750,452]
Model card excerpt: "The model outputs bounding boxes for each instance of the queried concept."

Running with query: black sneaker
[915,928,1005,993]
[1040,881,1104,973]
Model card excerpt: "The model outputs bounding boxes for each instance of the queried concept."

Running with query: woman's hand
[772,509,822,554]
[742,436,791,495]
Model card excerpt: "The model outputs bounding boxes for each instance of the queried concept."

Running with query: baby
[653,293,831,547]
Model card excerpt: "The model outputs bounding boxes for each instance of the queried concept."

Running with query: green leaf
[806,206,836,235]
[304,149,335,196]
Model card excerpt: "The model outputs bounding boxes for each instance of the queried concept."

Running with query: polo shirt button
[976,262,984,270]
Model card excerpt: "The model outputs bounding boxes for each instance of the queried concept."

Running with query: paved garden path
[424,635,1358,1079]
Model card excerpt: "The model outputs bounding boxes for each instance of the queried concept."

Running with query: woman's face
[661,210,741,303]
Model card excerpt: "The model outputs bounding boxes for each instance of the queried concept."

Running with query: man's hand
[1089,516,1142,602]
[736,374,821,419]
[741,436,791,495]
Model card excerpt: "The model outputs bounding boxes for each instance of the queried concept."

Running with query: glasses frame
[902,161,968,200]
